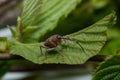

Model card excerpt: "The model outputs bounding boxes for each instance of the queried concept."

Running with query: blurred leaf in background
[0,61,11,78]
[93,55,120,80]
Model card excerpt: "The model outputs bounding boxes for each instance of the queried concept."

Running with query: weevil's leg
[45,48,56,59]
[62,39,68,46]
[58,51,64,58]
[75,41,85,53]
[62,39,66,43]
[57,51,64,62]
[39,46,49,61]
[55,47,64,62]
[45,49,48,59]
[39,45,46,57]
[39,46,43,56]
[47,48,56,51]
[44,48,57,60]
[39,46,43,57]
[60,53,64,62]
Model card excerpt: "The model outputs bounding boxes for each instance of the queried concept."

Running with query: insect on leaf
[10,13,114,64]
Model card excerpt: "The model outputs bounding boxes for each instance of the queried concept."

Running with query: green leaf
[10,41,42,64]
[21,0,82,43]
[10,14,112,64]
[0,37,9,53]
[92,55,120,80]
[21,0,42,27]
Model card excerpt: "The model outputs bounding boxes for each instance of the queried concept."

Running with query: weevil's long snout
[61,35,70,39]
[56,35,62,39]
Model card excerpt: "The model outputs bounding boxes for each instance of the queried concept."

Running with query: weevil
[40,34,85,58]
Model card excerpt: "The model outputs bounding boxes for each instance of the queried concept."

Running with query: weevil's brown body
[44,34,62,48]
[39,34,63,58]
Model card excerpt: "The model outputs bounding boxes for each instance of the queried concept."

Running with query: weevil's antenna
[62,36,85,53]
[74,40,85,53]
